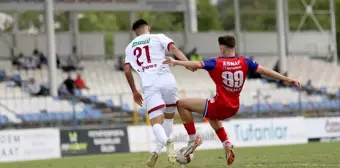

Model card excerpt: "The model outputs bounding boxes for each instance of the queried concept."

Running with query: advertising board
[128,117,307,152]
[60,127,130,156]
[305,117,340,140]
[0,128,60,162]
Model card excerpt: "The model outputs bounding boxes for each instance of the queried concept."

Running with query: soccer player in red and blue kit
[163,35,301,165]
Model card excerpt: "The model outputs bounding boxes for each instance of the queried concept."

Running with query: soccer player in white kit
[124,19,191,167]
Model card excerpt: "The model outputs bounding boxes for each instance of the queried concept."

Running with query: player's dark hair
[132,19,148,31]
[218,35,236,48]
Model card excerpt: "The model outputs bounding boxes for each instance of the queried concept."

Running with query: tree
[197,0,222,31]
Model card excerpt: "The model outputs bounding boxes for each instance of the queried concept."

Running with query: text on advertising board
[0,128,60,162]
[233,123,287,142]
[60,127,129,156]
[0,135,20,158]
[325,119,340,133]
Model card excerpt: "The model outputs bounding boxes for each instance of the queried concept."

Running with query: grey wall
[114,31,333,58]
[0,32,105,58]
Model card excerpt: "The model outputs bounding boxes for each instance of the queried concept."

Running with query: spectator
[116,56,124,71]
[39,53,48,65]
[62,46,80,72]
[32,49,41,68]
[56,54,61,68]
[75,73,89,90]
[247,56,262,79]
[32,49,39,57]
[0,70,5,82]
[22,78,49,96]
[336,89,340,98]
[305,79,313,89]
[187,48,203,61]
[304,79,314,95]
[12,52,25,68]
[9,71,22,87]
[60,73,76,95]
[23,56,38,70]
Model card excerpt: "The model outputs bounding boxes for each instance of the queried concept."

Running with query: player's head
[218,35,236,56]
[132,19,150,36]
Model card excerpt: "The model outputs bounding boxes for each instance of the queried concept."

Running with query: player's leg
[176,98,207,156]
[161,78,178,140]
[208,119,235,165]
[159,76,178,163]
[153,113,174,154]
[144,89,172,167]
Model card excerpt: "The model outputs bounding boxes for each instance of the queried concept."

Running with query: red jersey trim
[166,103,177,107]
[167,42,175,51]
[148,104,166,114]
[199,61,204,68]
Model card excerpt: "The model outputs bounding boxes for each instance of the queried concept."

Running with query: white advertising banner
[128,117,307,152]
[226,117,307,147]
[305,117,340,138]
[128,123,222,152]
[0,128,61,162]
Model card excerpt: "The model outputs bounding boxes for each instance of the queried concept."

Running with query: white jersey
[125,33,174,87]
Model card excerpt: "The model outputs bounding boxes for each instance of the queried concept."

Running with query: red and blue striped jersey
[200,56,259,108]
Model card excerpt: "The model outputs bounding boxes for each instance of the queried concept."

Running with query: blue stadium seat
[288,102,300,111]
[90,109,103,119]
[251,104,261,113]
[0,116,8,124]
[53,112,64,120]
[238,104,246,113]
[330,100,339,109]
[301,102,313,110]
[74,89,82,96]
[138,108,147,115]
[105,99,115,108]
[90,96,98,102]
[121,104,132,112]
[62,112,73,120]
[76,112,87,120]
[258,103,270,113]
[271,102,285,111]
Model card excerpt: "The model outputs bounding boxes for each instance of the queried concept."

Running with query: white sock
[189,135,196,141]
[163,119,174,138]
[154,144,163,154]
[153,119,173,154]
[152,124,168,146]
[222,140,227,147]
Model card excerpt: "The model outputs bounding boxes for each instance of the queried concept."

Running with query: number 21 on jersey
[222,70,244,88]
[133,45,151,66]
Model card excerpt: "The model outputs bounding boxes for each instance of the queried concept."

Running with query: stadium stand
[0,55,339,126]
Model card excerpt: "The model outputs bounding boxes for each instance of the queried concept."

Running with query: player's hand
[186,67,197,72]
[163,57,176,67]
[284,78,301,88]
[133,91,143,106]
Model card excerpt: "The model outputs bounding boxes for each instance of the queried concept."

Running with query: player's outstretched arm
[163,57,203,70]
[168,43,189,61]
[256,65,301,88]
[124,64,143,106]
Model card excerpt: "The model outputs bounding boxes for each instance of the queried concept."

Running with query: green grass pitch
[1,142,340,168]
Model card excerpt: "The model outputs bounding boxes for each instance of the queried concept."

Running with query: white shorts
[143,73,178,119]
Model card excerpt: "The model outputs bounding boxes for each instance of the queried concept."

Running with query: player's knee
[164,112,175,119]
[149,108,165,125]
[177,99,186,108]
[164,106,177,114]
